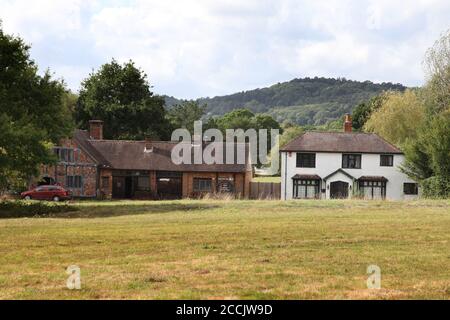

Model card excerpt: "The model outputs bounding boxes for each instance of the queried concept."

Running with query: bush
[0,200,79,218]
[420,176,450,199]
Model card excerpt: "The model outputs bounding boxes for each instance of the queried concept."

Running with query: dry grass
[0,199,449,300]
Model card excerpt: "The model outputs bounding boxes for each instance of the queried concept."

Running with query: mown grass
[0,199,448,300]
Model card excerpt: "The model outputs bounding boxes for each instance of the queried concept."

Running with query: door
[330,181,349,199]
[112,177,126,199]
[124,176,134,199]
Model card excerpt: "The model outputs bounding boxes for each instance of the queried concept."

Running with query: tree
[364,90,425,146]
[423,29,450,115]
[402,111,450,197]
[352,94,386,130]
[167,101,206,134]
[280,125,304,148]
[0,25,73,191]
[215,109,257,132]
[211,109,282,167]
[75,59,170,140]
[400,30,450,198]
[214,109,282,140]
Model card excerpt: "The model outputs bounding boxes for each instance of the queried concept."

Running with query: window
[342,154,361,169]
[193,178,213,192]
[293,179,320,199]
[380,155,394,167]
[54,147,75,163]
[137,176,150,191]
[296,153,316,168]
[67,176,82,189]
[217,177,234,193]
[359,180,386,200]
[404,183,418,195]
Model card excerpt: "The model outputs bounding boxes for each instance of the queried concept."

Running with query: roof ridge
[305,130,375,135]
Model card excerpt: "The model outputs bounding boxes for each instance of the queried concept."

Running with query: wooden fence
[249,182,281,200]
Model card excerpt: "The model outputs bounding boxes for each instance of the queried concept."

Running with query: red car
[21,185,71,202]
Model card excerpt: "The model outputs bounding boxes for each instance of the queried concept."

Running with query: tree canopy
[363,30,450,198]
[211,109,282,134]
[352,94,386,130]
[75,59,170,140]
[0,25,73,190]
[167,101,206,134]
[364,90,425,146]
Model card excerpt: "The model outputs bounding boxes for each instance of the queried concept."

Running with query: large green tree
[399,30,450,197]
[402,111,450,197]
[364,90,425,146]
[75,60,170,140]
[0,25,73,191]
[167,101,206,134]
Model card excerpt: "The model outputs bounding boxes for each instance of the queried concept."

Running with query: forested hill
[164,77,406,126]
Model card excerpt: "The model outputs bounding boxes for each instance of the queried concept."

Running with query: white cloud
[1,0,450,98]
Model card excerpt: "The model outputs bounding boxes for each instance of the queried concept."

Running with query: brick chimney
[344,114,353,133]
[144,137,154,153]
[89,120,104,140]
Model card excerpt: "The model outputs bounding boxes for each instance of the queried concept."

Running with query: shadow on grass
[56,202,221,219]
[0,200,221,219]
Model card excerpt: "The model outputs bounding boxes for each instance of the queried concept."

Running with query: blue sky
[1,0,450,99]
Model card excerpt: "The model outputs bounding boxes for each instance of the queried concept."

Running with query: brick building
[38,121,253,199]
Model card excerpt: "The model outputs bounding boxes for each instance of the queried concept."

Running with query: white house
[280,115,419,201]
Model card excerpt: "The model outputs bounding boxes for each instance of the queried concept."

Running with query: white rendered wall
[281,152,418,200]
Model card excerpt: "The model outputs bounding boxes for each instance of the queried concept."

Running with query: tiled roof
[74,130,251,173]
[280,131,402,154]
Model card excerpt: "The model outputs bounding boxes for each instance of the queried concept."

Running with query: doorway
[330,181,349,199]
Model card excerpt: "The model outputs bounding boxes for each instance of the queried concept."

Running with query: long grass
[0,199,448,299]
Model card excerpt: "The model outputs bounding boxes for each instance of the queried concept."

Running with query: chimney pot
[144,137,154,153]
[89,120,104,140]
[344,114,353,133]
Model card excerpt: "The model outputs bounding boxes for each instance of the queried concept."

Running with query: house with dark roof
[280,115,419,200]
[38,120,253,199]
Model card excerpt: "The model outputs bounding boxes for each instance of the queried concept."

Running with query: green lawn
[0,199,449,300]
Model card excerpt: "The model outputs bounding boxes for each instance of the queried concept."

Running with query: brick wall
[37,138,99,198]
[182,172,249,199]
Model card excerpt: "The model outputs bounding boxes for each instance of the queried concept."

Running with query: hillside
[165,77,406,126]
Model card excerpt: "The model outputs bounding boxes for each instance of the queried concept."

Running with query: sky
[1,0,450,99]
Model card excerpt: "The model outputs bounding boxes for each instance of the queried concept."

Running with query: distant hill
[164,77,406,126]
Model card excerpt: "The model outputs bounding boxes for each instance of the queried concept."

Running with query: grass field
[252,176,281,183]
[0,199,449,300]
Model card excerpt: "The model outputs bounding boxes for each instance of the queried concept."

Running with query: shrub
[0,200,78,218]
[420,176,450,199]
